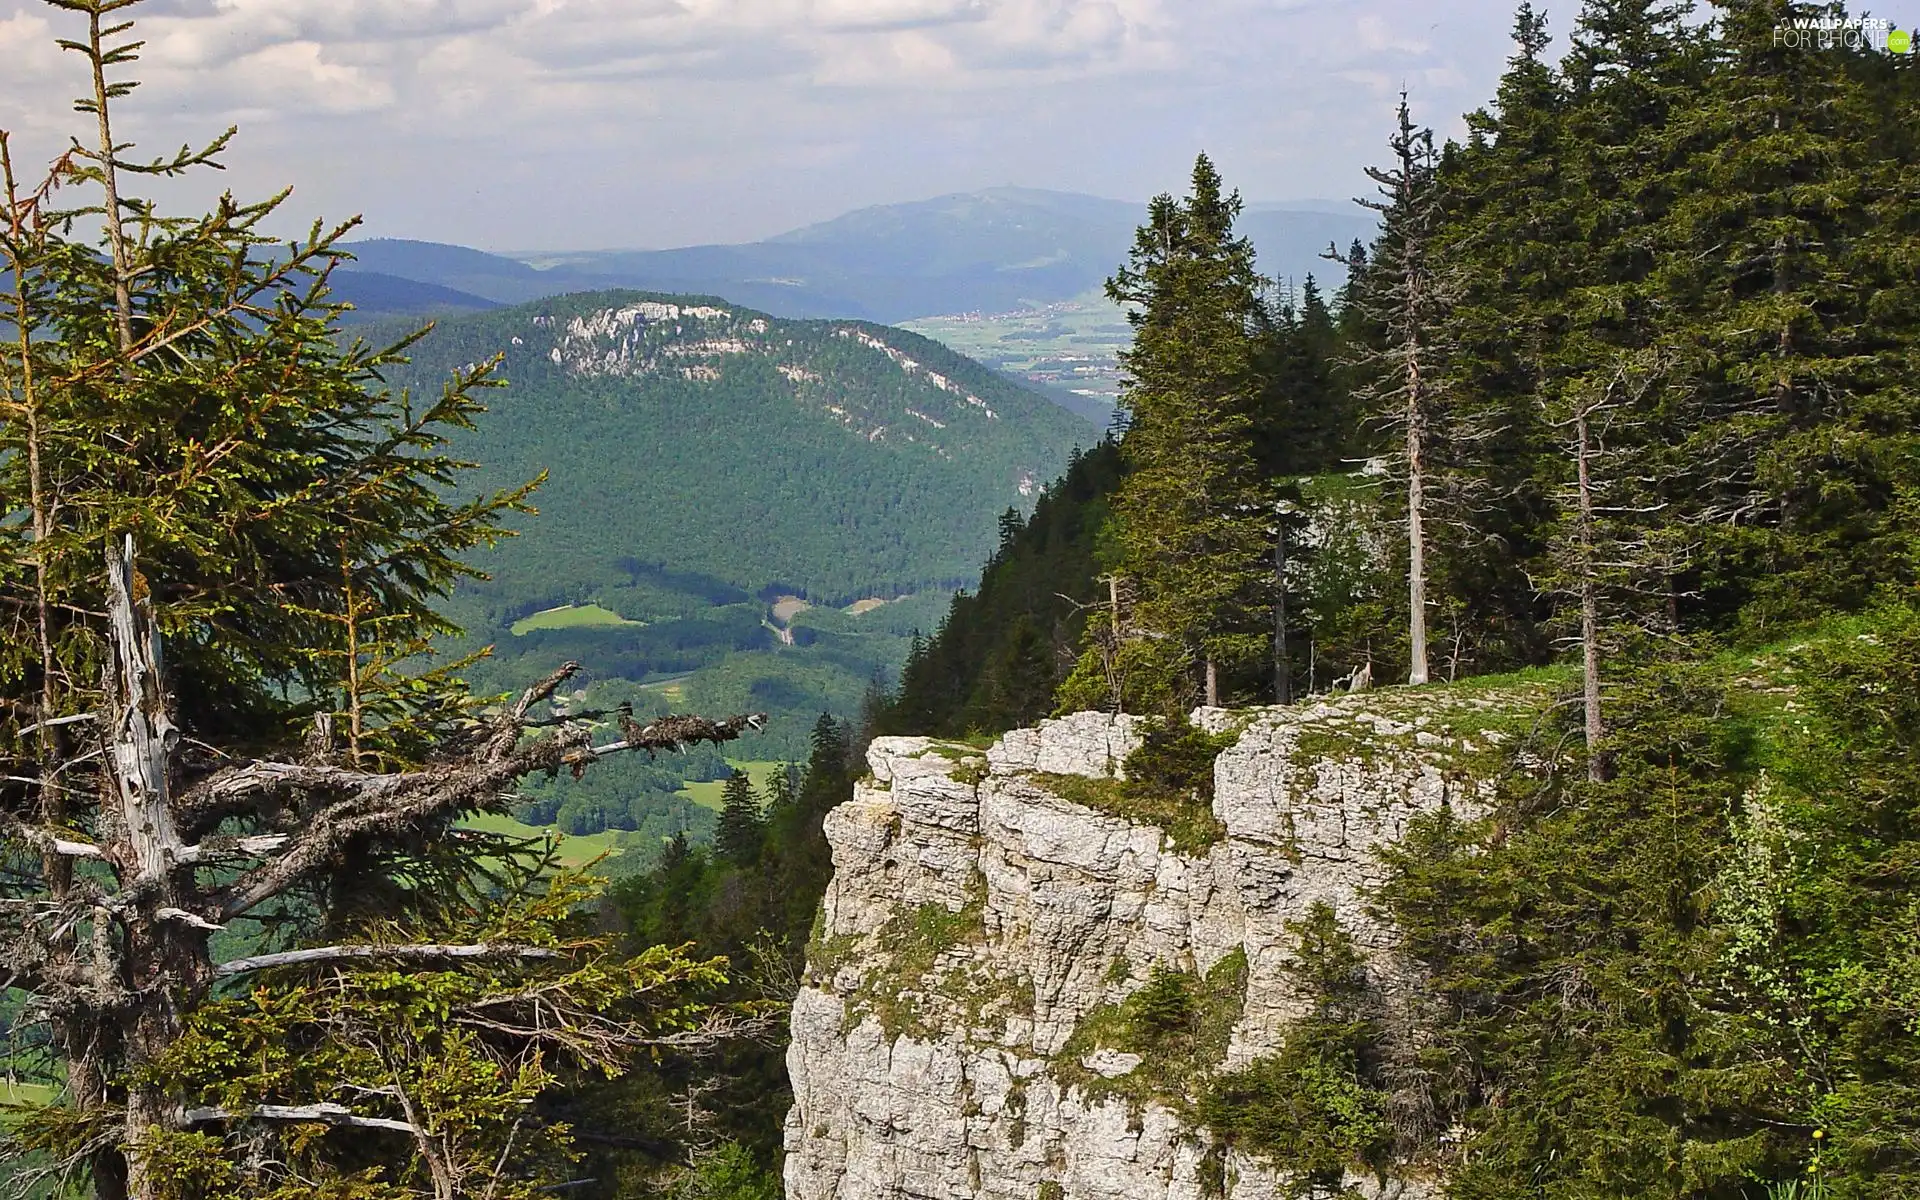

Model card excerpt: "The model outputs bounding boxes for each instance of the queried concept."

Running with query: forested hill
[371,290,1093,606]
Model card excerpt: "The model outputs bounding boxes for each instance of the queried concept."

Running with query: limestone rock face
[786,693,1531,1200]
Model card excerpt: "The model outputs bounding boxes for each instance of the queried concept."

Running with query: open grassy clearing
[510,603,643,636]
[459,811,628,866]
[1,1081,59,1106]
[678,760,793,811]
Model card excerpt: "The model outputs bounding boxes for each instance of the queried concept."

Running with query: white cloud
[1356,12,1429,54]
[0,0,1523,248]
[808,0,989,32]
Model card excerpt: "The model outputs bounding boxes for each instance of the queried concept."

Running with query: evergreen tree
[1099,155,1271,709]
[715,771,766,866]
[879,441,1123,736]
[0,7,765,1196]
[1250,276,1350,701]
[1653,0,1920,630]
[1420,3,1570,675]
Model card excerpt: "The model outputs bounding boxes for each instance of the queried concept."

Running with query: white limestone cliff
[785,692,1538,1200]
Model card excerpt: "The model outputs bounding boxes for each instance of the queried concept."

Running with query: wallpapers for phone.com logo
[1772,16,1913,52]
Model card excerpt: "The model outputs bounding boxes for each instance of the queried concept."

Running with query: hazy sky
[0,0,1534,251]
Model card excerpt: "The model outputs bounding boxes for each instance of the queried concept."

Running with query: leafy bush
[1201,903,1389,1197]
[672,1143,782,1200]
[1202,1026,1389,1196]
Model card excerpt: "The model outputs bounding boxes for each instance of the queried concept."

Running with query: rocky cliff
[785,689,1540,1200]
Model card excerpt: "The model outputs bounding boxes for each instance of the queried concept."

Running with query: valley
[364,289,1092,851]
[899,287,1133,426]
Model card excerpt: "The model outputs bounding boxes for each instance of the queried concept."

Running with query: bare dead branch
[183,1103,417,1135]
[214,942,564,980]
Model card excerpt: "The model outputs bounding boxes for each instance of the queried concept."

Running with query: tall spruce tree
[1420,4,1570,675]
[1653,0,1920,630]
[1100,155,1270,709]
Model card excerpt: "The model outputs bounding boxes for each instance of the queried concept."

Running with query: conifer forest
[3,2,1920,1199]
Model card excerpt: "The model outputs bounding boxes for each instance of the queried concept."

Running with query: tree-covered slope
[375,290,1095,606]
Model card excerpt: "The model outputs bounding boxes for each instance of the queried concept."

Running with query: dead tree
[1345,95,1449,686]
[1,538,764,1198]
[1541,352,1676,782]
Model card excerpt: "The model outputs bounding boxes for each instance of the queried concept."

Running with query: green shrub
[674,1142,783,1200]
[1123,720,1237,802]
[1201,1022,1389,1197]
[1055,949,1249,1111]
[1200,904,1388,1197]
[1280,902,1366,1005]
[1128,967,1198,1040]
[1029,718,1237,852]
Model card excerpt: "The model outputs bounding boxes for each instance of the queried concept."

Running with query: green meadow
[510,603,643,636]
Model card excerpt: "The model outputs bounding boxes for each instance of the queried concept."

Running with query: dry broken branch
[213,942,564,980]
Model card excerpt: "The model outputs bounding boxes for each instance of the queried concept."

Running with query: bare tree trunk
[1575,406,1607,783]
[1272,523,1291,705]
[1406,387,1430,686]
[105,537,210,1200]
[1099,574,1124,712]
[1204,658,1219,708]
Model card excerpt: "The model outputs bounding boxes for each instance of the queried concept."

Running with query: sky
[0,0,1533,252]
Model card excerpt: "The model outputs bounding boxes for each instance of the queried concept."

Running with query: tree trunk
[1273,523,1291,705]
[105,538,212,1198]
[1406,395,1430,686]
[1204,658,1219,708]
[1575,407,1608,783]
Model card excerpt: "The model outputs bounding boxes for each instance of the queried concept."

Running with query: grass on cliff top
[1028,719,1234,854]
[1032,773,1225,854]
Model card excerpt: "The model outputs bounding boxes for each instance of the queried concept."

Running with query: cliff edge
[785,689,1539,1200]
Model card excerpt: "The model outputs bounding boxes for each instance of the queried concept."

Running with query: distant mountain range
[330,188,1376,326]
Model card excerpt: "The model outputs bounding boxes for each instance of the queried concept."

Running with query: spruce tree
[1419,4,1571,674]
[715,771,766,866]
[1348,97,1449,685]
[1100,154,1270,709]
[1653,0,1920,629]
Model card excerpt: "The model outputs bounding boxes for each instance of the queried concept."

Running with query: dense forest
[636,4,1920,1198]
[371,291,1091,606]
[4,2,1920,1200]
[879,0,1920,735]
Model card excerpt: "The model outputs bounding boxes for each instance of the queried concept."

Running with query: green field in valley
[460,811,632,866]
[510,603,644,636]
[678,760,792,811]
[900,286,1129,413]
[1,1081,59,1108]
